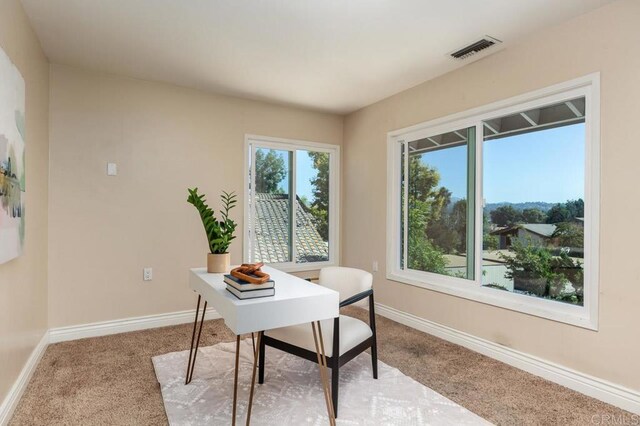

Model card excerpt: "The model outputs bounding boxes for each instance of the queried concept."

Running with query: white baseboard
[5,304,637,424]
[0,331,49,426]
[2,307,220,424]
[49,308,220,343]
[375,302,640,415]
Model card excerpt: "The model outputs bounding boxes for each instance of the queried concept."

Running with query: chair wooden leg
[332,316,340,417]
[371,341,378,380]
[258,331,265,384]
[331,362,339,418]
[369,293,378,379]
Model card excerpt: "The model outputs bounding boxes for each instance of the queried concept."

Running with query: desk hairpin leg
[185,295,207,385]
[245,331,262,425]
[232,335,241,426]
[312,321,336,426]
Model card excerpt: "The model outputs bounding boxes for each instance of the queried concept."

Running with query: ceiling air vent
[450,36,502,60]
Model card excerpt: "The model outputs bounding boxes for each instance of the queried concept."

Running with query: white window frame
[386,74,600,330]
[244,134,340,272]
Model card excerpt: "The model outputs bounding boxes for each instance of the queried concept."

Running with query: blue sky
[420,123,585,203]
[296,150,316,201]
[265,149,317,201]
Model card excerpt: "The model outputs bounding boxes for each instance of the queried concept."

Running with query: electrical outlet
[143,267,153,281]
[372,261,379,273]
[107,162,117,176]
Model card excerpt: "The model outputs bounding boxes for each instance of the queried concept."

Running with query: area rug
[152,339,491,425]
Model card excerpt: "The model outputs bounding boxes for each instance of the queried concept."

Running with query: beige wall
[5,0,637,408]
[48,64,343,328]
[343,0,640,391]
[0,0,49,405]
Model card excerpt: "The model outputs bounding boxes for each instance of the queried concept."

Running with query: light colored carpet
[152,339,490,425]
[9,307,634,425]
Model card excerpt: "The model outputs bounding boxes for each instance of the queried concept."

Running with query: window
[402,127,476,280]
[482,100,586,305]
[387,74,599,329]
[245,135,340,271]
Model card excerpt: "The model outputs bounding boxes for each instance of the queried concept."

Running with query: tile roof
[490,223,557,238]
[253,193,329,264]
[521,223,557,238]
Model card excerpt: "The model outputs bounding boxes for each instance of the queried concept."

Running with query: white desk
[189,267,339,334]
[186,266,340,425]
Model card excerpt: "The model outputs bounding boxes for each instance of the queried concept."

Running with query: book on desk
[224,274,275,299]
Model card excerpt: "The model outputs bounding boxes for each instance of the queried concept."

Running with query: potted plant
[187,188,237,273]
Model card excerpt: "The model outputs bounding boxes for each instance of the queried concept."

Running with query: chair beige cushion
[265,315,372,358]
[319,267,373,302]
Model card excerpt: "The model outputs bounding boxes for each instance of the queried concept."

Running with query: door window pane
[295,150,330,263]
[482,97,585,305]
[406,127,475,279]
[253,148,292,263]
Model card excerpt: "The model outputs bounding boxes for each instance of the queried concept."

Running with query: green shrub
[500,238,583,303]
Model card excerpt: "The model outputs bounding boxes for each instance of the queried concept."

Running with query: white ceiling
[21,0,614,114]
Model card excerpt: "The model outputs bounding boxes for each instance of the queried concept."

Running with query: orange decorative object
[230,263,271,284]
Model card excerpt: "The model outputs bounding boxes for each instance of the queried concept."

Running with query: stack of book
[224,274,275,299]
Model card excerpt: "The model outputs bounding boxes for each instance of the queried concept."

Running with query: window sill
[263,261,337,273]
[386,270,597,331]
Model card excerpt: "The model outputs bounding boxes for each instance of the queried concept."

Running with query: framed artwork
[0,47,26,264]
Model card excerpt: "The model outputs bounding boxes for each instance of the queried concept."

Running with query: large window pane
[295,150,330,263]
[482,97,585,306]
[406,127,475,279]
[253,148,292,263]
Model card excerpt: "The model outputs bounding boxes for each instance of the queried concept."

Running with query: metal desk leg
[232,335,241,426]
[312,321,336,426]
[185,296,207,385]
[246,331,262,425]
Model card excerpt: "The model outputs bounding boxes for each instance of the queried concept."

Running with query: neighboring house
[490,223,557,249]
[254,193,329,263]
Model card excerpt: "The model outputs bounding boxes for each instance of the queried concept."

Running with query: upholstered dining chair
[258,266,377,417]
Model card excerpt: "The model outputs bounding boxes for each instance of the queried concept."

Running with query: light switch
[143,267,152,281]
[372,261,379,272]
[107,162,117,176]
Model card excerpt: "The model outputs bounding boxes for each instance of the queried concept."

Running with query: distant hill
[484,201,555,213]
[444,199,557,213]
